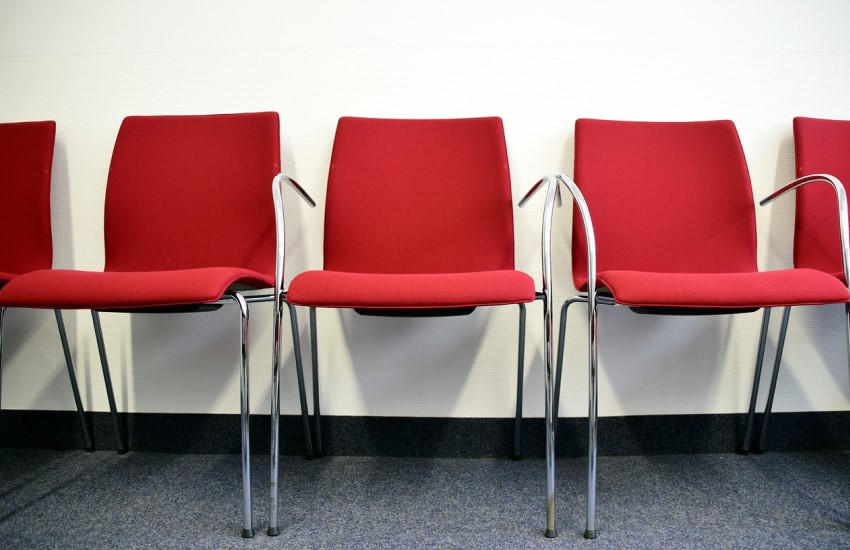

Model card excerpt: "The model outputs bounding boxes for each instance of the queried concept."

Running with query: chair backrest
[0,120,56,279]
[572,119,759,290]
[323,117,516,274]
[103,112,280,276]
[792,117,850,280]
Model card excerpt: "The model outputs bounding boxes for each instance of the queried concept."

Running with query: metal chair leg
[310,307,323,457]
[54,310,95,451]
[227,294,254,538]
[268,294,284,536]
[543,289,557,538]
[0,307,4,411]
[554,297,586,431]
[742,308,772,453]
[90,310,126,453]
[513,303,526,460]
[584,292,599,540]
[288,304,314,457]
[758,306,792,452]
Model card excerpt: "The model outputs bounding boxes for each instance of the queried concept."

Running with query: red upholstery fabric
[104,113,280,275]
[289,117,534,309]
[573,119,758,292]
[793,117,850,282]
[0,121,55,278]
[572,118,849,308]
[0,268,273,310]
[596,268,848,309]
[287,270,535,308]
[0,113,280,310]
[323,117,516,274]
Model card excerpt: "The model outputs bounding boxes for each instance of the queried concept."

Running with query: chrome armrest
[272,173,317,298]
[519,173,596,301]
[760,173,850,288]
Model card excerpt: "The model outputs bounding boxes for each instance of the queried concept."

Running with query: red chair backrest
[0,120,56,278]
[103,113,281,277]
[792,117,850,280]
[323,117,516,274]
[572,119,759,290]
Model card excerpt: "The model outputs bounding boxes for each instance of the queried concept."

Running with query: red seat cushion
[287,270,536,309]
[0,268,273,310]
[597,268,849,309]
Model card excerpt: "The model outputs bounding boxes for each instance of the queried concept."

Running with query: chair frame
[741,174,850,452]
[520,173,596,538]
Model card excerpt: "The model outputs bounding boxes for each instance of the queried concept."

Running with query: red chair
[0,112,313,538]
[268,117,539,536]
[0,120,95,451]
[743,117,850,452]
[524,119,850,538]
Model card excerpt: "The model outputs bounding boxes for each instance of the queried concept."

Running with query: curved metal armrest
[519,173,596,300]
[273,173,317,297]
[760,173,850,288]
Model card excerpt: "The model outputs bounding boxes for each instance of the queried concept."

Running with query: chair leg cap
[510,453,522,461]
[242,528,255,538]
[584,529,597,539]
[545,528,557,538]
[267,527,280,537]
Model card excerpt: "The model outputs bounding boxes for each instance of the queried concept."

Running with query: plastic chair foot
[583,529,597,539]
[510,453,522,461]
[545,528,557,538]
[242,528,254,538]
[267,526,280,537]
[116,447,129,455]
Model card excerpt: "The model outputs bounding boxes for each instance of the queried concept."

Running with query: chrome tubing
[269,173,316,535]
[223,293,253,538]
[761,174,850,292]
[54,310,95,451]
[310,307,322,456]
[555,174,599,540]
[520,173,597,538]
[91,310,126,453]
[0,307,4,411]
[267,291,284,536]
[513,302,526,460]
[758,306,792,452]
[742,308,772,453]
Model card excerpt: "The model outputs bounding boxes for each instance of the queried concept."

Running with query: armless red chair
[742,117,850,452]
[268,117,539,536]
[523,119,850,538]
[0,112,314,538]
[0,120,94,451]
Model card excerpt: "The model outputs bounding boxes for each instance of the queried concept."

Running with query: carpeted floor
[1,449,848,549]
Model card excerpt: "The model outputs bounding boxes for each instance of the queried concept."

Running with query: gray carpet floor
[1,449,849,549]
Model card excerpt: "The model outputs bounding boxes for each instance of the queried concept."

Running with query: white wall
[1,0,849,419]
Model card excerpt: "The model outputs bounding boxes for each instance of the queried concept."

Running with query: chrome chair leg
[310,307,322,457]
[287,304,314,457]
[54,310,95,451]
[543,289,557,538]
[757,306,792,452]
[513,303,526,460]
[269,302,315,536]
[742,307,772,453]
[228,293,254,538]
[90,310,127,453]
[554,297,586,429]
[0,307,4,411]
[268,294,284,537]
[584,291,599,540]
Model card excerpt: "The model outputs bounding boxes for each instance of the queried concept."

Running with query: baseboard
[1,410,848,457]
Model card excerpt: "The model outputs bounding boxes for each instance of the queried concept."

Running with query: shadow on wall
[337,305,496,451]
